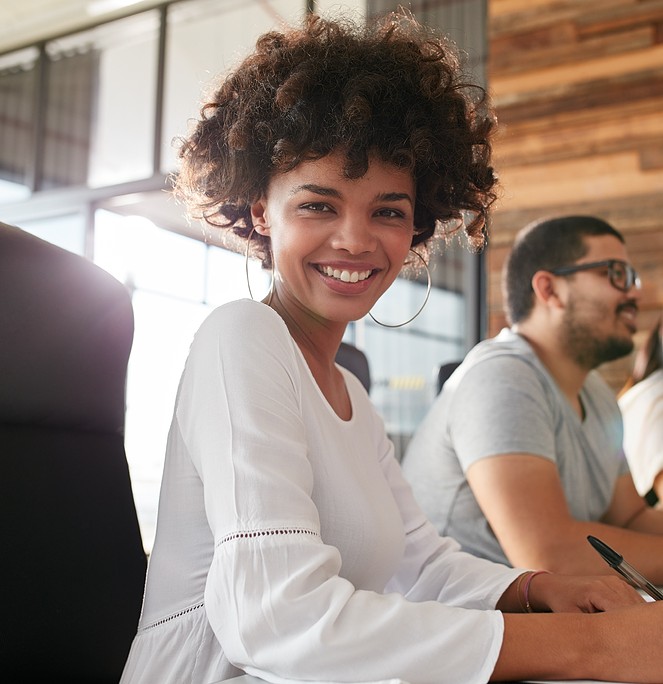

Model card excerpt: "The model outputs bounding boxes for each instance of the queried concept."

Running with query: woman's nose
[330,216,377,254]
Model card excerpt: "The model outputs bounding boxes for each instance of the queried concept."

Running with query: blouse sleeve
[175,302,513,684]
[379,444,522,609]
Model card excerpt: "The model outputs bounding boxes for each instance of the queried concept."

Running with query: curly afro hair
[174,10,498,267]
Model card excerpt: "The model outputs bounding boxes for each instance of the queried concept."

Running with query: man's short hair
[503,215,625,325]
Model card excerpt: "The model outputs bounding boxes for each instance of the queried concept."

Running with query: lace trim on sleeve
[218,527,319,547]
[141,601,205,631]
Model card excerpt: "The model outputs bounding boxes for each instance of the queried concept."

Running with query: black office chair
[335,342,371,393]
[436,360,462,395]
[0,222,147,683]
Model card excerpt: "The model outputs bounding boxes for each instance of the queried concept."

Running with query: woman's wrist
[517,570,551,612]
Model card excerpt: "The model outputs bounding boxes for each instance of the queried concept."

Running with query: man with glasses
[402,215,663,581]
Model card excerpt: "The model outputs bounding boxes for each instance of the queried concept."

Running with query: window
[82,12,161,187]
[0,47,39,199]
[161,0,310,173]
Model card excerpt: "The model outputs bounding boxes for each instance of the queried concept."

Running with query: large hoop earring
[369,249,432,328]
[245,227,275,306]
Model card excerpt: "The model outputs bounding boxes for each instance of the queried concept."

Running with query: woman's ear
[250,198,270,236]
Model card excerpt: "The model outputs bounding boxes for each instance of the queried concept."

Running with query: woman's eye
[376,208,405,219]
[301,202,331,212]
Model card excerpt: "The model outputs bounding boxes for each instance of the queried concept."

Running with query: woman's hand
[528,571,646,613]
[494,601,663,682]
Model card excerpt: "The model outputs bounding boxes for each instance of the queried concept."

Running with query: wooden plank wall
[487,0,663,390]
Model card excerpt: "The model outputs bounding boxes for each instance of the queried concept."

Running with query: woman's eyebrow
[291,185,413,206]
[376,192,413,205]
[290,183,340,197]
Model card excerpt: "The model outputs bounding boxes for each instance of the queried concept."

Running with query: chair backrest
[335,342,371,393]
[436,361,462,395]
[0,223,147,683]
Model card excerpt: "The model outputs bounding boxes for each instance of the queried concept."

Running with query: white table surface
[215,674,633,684]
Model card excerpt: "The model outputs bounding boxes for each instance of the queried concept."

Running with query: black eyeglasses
[550,259,641,293]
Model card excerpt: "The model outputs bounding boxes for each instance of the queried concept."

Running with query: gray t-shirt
[401,328,630,566]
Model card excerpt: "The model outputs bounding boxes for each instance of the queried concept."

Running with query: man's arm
[467,454,663,581]
[603,472,663,533]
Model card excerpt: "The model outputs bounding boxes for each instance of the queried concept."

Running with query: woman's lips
[314,263,379,294]
[317,265,373,283]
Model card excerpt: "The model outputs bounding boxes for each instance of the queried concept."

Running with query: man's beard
[561,300,634,370]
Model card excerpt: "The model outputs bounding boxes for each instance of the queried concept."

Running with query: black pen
[587,535,663,601]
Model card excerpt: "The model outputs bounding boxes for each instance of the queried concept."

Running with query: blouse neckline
[253,300,357,425]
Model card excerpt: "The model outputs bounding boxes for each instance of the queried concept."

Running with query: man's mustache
[617,300,639,314]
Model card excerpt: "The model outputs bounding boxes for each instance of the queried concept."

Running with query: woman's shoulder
[188,299,297,367]
[196,299,291,345]
[198,299,285,336]
[620,368,663,410]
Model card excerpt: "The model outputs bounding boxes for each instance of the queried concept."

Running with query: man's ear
[531,270,564,309]
[250,198,270,236]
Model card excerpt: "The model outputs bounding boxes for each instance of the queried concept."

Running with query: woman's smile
[313,261,379,296]
[315,264,374,284]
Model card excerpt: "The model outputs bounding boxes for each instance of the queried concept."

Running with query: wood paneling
[488,0,663,390]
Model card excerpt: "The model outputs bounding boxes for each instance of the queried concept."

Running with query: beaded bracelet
[515,572,530,613]
[523,570,550,613]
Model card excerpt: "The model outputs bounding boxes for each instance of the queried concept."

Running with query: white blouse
[120,300,521,684]
[619,369,663,497]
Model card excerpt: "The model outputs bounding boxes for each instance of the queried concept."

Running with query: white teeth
[320,266,371,282]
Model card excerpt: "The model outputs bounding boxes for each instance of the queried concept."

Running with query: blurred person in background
[619,319,663,506]
[403,215,663,583]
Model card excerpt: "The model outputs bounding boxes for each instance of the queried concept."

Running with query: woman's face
[250,151,416,327]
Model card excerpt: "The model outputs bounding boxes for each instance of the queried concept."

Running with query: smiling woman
[119,10,663,684]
